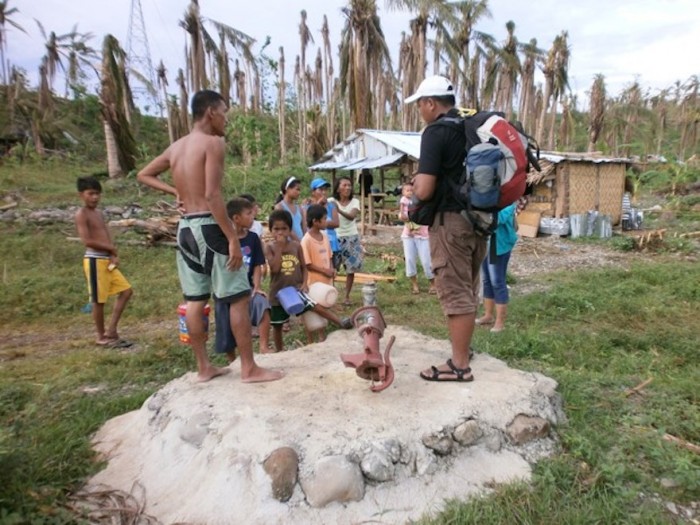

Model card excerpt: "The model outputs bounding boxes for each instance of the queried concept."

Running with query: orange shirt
[301,231,332,286]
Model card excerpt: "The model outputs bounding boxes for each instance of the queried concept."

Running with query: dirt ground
[365,227,636,290]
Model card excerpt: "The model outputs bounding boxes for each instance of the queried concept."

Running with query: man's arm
[136,152,177,197]
[204,138,241,270]
[412,173,437,202]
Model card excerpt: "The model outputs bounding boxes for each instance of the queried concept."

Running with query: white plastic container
[302,311,328,331]
[308,282,338,307]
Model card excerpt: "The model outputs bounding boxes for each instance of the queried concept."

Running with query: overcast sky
[7,0,700,105]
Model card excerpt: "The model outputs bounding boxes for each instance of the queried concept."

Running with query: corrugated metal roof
[309,158,366,171]
[341,153,405,170]
[541,152,630,164]
[309,132,631,172]
[309,129,421,171]
[358,129,421,159]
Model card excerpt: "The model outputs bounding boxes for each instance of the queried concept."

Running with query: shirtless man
[137,89,283,383]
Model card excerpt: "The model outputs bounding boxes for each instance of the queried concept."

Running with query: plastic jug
[302,310,328,331]
[177,303,210,344]
[276,286,305,315]
[308,282,338,307]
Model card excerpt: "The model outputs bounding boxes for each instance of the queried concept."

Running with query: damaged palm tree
[99,34,137,178]
[340,306,395,393]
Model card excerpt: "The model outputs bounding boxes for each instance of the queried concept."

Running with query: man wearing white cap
[405,76,487,383]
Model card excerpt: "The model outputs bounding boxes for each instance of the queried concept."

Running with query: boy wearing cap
[309,177,341,269]
[405,76,487,383]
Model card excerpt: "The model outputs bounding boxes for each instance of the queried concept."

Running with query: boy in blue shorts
[75,176,134,348]
[265,209,353,352]
[214,198,273,361]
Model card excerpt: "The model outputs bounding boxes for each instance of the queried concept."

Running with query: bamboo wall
[527,161,626,224]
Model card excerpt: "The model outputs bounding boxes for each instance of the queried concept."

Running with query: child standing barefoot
[75,176,134,348]
[214,198,274,362]
[266,210,351,352]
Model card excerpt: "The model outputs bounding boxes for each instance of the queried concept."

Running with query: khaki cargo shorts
[429,211,487,315]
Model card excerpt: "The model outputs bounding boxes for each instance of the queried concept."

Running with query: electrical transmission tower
[126,0,161,113]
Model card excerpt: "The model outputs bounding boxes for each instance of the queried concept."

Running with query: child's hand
[109,255,119,270]
[273,231,288,245]
[253,288,267,298]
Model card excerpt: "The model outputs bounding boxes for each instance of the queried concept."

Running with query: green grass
[1,160,698,523]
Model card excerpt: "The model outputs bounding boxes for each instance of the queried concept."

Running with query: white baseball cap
[404,76,455,104]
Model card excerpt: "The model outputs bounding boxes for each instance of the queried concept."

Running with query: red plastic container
[177,303,211,344]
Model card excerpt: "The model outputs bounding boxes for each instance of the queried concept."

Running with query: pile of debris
[0,194,180,245]
[107,202,179,244]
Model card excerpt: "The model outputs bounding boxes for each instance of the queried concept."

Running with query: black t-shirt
[240,230,265,287]
[416,108,467,212]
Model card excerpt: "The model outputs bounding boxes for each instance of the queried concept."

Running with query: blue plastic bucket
[276,286,305,315]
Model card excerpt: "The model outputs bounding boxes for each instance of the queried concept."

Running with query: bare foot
[260,345,275,354]
[475,316,495,326]
[196,365,232,383]
[241,365,285,383]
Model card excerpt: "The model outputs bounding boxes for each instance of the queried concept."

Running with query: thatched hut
[526,152,630,224]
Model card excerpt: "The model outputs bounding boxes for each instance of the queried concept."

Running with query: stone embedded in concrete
[422,429,454,455]
[482,428,504,452]
[414,446,438,476]
[399,440,414,465]
[380,439,402,463]
[178,412,211,448]
[87,327,563,524]
[360,447,395,482]
[300,455,365,508]
[506,415,551,445]
[453,420,483,446]
[263,447,299,502]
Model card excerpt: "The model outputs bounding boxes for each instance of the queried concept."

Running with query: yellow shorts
[83,258,131,304]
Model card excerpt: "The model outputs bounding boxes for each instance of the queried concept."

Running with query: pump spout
[340,306,395,393]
